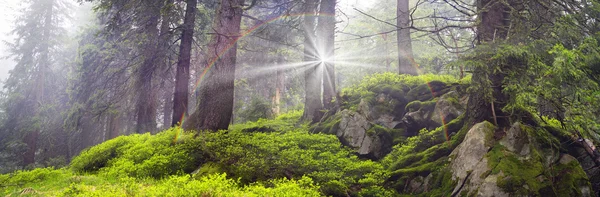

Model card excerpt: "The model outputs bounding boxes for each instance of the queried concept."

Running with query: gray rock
[431,91,464,126]
[559,154,577,165]
[477,173,509,197]
[407,176,425,194]
[450,122,504,196]
[338,110,371,149]
[374,114,401,129]
[337,110,391,159]
[499,123,530,156]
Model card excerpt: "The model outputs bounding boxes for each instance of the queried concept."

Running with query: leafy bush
[70,128,204,179]
[194,127,391,196]
[1,169,320,196]
[342,72,463,99]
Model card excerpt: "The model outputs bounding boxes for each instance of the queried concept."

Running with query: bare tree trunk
[162,84,173,129]
[397,0,417,75]
[24,0,54,166]
[382,34,391,71]
[301,0,323,123]
[319,0,337,110]
[22,131,39,166]
[172,0,197,127]
[183,0,245,131]
[274,58,284,116]
[135,4,161,133]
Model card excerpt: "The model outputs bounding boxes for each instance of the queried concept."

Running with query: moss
[424,166,458,197]
[193,162,225,178]
[405,100,422,112]
[551,159,591,197]
[486,143,548,195]
[407,84,433,101]
[309,113,342,135]
[404,99,436,113]
[385,115,467,172]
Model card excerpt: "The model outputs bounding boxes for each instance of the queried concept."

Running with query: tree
[397,0,417,75]
[318,0,337,110]
[184,0,246,131]
[172,0,197,127]
[465,0,516,127]
[301,0,322,123]
[134,0,169,133]
[1,0,69,167]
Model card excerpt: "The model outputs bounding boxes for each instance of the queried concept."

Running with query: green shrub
[71,128,203,179]
[194,126,393,196]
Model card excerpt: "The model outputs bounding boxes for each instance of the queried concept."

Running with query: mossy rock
[406,81,449,101]
[310,113,342,135]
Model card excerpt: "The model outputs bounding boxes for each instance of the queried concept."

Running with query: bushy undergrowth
[194,111,392,196]
[0,168,320,196]
[70,128,203,179]
[1,111,395,196]
[341,72,469,99]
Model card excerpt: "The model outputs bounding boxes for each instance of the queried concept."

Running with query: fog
[0,0,19,82]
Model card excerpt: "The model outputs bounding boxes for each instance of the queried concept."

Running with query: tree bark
[319,0,337,110]
[273,57,284,116]
[134,2,162,133]
[24,0,54,166]
[172,0,197,127]
[162,83,173,129]
[183,0,244,131]
[397,0,417,75]
[301,0,323,123]
[466,0,514,127]
[22,131,38,166]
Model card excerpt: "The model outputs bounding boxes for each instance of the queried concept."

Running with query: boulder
[431,91,464,126]
[499,123,530,156]
[337,110,392,159]
[449,122,594,196]
[449,122,503,196]
[401,100,439,136]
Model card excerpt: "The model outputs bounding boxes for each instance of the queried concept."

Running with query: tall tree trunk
[382,34,391,71]
[172,0,197,127]
[162,83,173,129]
[106,112,121,140]
[22,131,38,166]
[183,0,244,131]
[397,0,417,75]
[273,56,285,116]
[135,7,160,133]
[24,0,54,166]
[466,0,514,127]
[319,0,337,110]
[301,0,322,123]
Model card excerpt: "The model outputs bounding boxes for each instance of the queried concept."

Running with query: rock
[499,123,530,156]
[337,110,371,149]
[559,154,577,165]
[337,110,392,159]
[422,173,432,192]
[401,100,439,136]
[477,173,509,197]
[580,186,592,197]
[407,174,433,193]
[407,81,449,101]
[407,176,425,194]
[357,99,370,119]
[431,91,464,126]
[449,122,498,196]
[374,114,401,129]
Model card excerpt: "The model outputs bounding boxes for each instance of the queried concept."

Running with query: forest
[1,0,600,196]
